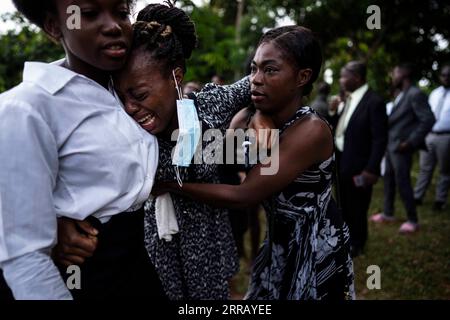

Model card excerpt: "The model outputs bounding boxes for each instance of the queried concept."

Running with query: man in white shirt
[414,64,450,211]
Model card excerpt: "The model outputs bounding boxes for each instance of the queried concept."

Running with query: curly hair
[258,25,322,96]
[12,0,136,30]
[132,1,197,75]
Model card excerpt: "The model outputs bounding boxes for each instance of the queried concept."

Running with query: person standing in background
[371,63,435,233]
[414,64,450,211]
[332,61,388,257]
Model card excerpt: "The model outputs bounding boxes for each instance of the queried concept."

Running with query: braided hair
[258,26,322,96]
[132,1,197,75]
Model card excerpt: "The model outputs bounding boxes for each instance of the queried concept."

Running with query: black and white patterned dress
[245,106,355,300]
[144,77,251,300]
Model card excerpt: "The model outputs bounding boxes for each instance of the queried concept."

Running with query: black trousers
[335,151,373,253]
[2,208,165,300]
[339,177,373,252]
[59,208,167,300]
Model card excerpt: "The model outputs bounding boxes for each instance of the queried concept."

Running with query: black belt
[431,131,450,135]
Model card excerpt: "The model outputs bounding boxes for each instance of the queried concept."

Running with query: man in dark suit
[332,61,388,257]
[371,63,435,233]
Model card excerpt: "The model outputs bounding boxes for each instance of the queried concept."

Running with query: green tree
[246,0,450,96]
[0,13,64,93]
[182,3,244,83]
[2,0,448,95]
[204,0,449,95]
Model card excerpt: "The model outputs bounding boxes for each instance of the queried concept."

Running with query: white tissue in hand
[153,193,179,241]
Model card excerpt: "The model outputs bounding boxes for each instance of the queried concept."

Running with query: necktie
[335,96,352,138]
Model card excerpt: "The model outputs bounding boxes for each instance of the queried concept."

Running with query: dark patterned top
[245,107,355,300]
[144,77,251,300]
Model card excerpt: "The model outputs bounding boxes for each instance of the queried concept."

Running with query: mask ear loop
[172,70,183,101]
[175,166,183,188]
[173,69,184,188]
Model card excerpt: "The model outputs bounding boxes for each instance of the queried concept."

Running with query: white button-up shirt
[429,86,450,132]
[0,61,158,299]
[335,83,369,152]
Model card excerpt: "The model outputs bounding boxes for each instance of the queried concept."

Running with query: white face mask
[171,70,201,186]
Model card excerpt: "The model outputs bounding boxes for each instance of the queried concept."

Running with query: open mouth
[136,111,156,127]
[102,42,127,59]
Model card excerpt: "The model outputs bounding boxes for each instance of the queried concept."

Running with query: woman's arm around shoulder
[156,115,333,209]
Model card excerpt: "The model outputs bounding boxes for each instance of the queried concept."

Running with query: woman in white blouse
[0,0,165,300]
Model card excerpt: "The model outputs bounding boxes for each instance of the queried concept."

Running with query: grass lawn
[231,154,450,300]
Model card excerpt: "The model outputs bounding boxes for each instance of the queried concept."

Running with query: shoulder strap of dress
[280,106,314,134]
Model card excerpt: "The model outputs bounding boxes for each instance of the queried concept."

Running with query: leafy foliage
[0,13,64,92]
[1,0,449,96]
[183,4,245,83]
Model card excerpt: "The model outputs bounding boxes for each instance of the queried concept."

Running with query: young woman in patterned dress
[154,25,355,300]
